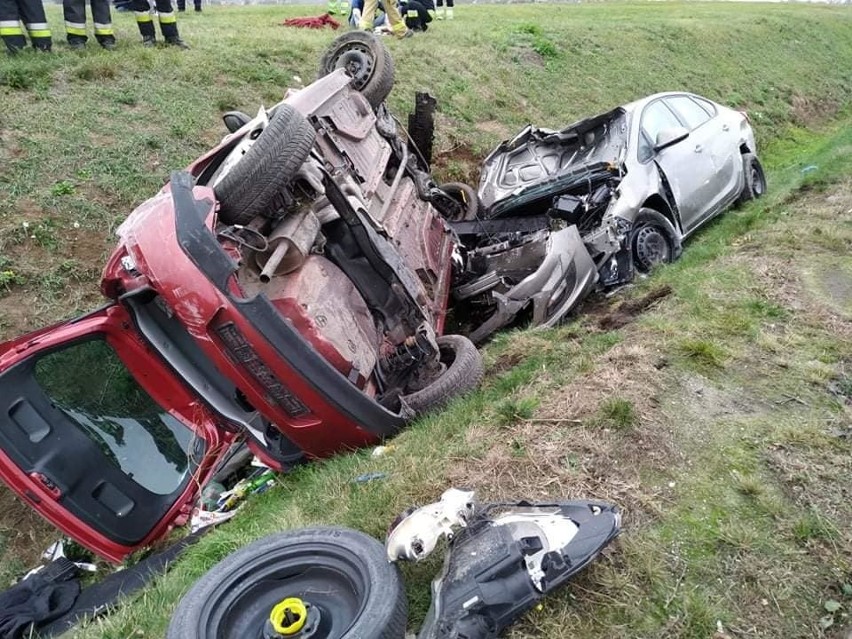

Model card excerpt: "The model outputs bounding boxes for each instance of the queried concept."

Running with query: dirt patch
[0,129,25,162]
[806,264,852,319]
[596,285,673,331]
[0,489,57,582]
[790,92,841,127]
[449,341,677,527]
[0,288,41,340]
[430,142,481,185]
[511,46,546,69]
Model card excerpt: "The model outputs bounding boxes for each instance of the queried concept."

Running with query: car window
[692,96,717,117]
[638,100,682,161]
[665,96,712,130]
[637,130,654,163]
[33,339,198,496]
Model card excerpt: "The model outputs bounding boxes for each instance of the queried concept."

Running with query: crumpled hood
[478,107,628,216]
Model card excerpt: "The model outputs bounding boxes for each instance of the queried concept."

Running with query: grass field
[1,2,852,637]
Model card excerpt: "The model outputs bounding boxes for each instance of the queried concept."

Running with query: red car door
[0,304,233,562]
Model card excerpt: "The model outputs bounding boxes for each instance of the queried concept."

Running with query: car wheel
[630,208,680,273]
[318,32,394,109]
[401,335,483,416]
[736,153,767,205]
[214,104,316,226]
[437,182,482,221]
[166,527,407,639]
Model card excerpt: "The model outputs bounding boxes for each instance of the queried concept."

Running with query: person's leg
[435,0,444,19]
[383,0,410,36]
[0,0,26,54]
[155,0,187,46]
[357,0,377,30]
[445,0,452,20]
[131,0,156,44]
[176,0,185,11]
[91,0,115,48]
[193,0,201,12]
[19,0,51,50]
[63,0,88,47]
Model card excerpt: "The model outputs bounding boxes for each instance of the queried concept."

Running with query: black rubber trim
[170,172,405,438]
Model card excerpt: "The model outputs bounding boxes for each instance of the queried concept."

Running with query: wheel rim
[332,46,374,91]
[201,545,370,639]
[633,225,671,271]
[751,164,765,197]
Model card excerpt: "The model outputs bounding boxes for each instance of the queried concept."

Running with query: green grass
[0,2,851,637]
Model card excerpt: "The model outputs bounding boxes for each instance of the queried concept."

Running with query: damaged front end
[387,489,621,639]
[449,224,598,343]
[444,109,634,342]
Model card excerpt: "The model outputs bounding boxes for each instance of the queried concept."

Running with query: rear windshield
[33,339,197,496]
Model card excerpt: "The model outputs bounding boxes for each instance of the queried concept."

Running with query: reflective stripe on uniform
[158,11,176,23]
[65,21,87,35]
[135,11,153,22]
[406,9,418,17]
[93,22,113,35]
[25,22,51,37]
[0,20,24,36]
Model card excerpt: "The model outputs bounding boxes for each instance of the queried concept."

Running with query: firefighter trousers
[359,0,406,35]
[63,0,114,46]
[0,0,51,54]
[132,0,179,41]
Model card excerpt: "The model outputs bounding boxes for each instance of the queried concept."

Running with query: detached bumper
[469,225,598,343]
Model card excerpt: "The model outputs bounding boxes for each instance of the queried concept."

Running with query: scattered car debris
[281,13,341,29]
[389,490,621,638]
[166,490,621,638]
[352,470,389,483]
[386,487,475,561]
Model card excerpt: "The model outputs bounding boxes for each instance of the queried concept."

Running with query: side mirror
[654,127,689,152]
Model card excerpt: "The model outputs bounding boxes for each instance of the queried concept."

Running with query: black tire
[318,31,394,109]
[735,153,767,206]
[401,335,483,416]
[630,208,681,273]
[167,527,407,639]
[438,182,481,221]
[214,104,316,226]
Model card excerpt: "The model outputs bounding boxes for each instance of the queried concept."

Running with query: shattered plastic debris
[352,471,388,484]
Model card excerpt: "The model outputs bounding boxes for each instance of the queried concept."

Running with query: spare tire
[318,31,394,109]
[214,103,316,226]
[401,335,483,416]
[167,527,407,639]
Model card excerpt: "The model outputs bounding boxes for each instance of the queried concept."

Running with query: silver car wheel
[633,225,671,271]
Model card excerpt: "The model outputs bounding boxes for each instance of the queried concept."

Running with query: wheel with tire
[630,208,682,273]
[437,182,481,221]
[401,335,483,416]
[167,527,407,639]
[318,32,394,109]
[735,153,767,206]
[214,104,316,225]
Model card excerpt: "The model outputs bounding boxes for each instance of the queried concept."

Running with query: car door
[637,98,716,232]
[0,304,232,562]
[663,95,740,231]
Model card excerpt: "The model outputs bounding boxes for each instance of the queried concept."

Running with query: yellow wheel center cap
[269,597,308,635]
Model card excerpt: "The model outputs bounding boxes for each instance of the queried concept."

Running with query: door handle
[694,144,703,153]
